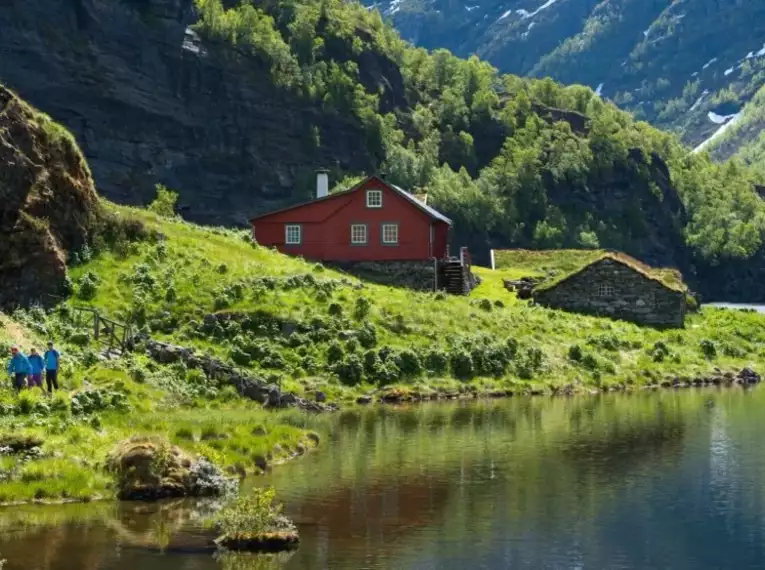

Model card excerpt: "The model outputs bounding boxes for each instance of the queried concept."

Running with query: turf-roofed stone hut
[532,253,687,328]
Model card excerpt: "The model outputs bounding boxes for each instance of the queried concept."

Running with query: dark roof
[249,176,452,225]
[533,252,687,294]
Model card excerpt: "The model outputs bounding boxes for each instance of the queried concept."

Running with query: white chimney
[316,169,329,199]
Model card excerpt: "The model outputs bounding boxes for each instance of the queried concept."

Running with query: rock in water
[0,85,99,307]
[107,436,236,501]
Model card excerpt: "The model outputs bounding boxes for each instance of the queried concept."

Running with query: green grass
[66,203,765,397]
[0,313,314,503]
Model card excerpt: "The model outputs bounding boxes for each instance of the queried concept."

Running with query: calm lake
[3,389,765,570]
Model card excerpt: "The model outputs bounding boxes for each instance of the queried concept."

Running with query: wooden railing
[68,306,134,353]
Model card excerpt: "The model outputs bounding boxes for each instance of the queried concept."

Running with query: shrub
[494,299,505,308]
[77,271,100,300]
[230,347,251,366]
[328,303,343,317]
[217,263,228,274]
[357,322,377,348]
[213,487,288,536]
[582,354,599,371]
[395,350,422,377]
[700,339,717,360]
[478,298,492,312]
[334,354,364,385]
[354,297,372,320]
[568,345,583,362]
[326,341,345,364]
[148,183,178,218]
[425,349,449,375]
[451,350,474,380]
[651,341,670,363]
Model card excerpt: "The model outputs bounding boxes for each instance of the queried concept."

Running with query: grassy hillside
[0,309,315,504]
[64,203,765,402]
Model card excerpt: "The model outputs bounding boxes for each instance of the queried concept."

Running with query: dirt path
[0,313,38,347]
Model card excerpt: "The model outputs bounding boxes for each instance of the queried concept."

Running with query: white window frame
[285,224,301,245]
[381,223,399,245]
[598,283,615,297]
[366,190,383,208]
[351,224,368,245]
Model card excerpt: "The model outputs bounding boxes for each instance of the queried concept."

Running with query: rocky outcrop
[0,0,375,227]
[143,338,338,412]
[0,85,100,308]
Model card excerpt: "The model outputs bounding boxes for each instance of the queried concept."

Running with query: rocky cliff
[0,0,374,227]
[0,85,100,307]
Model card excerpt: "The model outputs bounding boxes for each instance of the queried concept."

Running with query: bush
[395,350,422,377]
[148,184,178,218]
[328,303,343,317]
[77,271,100,300]
[425,350,449,375]
[700,339,717,360]
[334,354,364,385]
[650,341,670,363]
[326,341,345,364]
[581,354,599,371]
[230,347,251,366]
[451,350,474,380]
[568,345,583,362]
[478,298,492,312]
[354,297,371,320]
[357,322,377,348]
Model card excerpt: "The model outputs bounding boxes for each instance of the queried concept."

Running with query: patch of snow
[518,0,561,20]
[693,112,742,154]
[516,8,530,18]
[497,8,513,21]
[725,67,735,76]
[757,44,765,57]
[387,0,402,15]
[708,111,738,124]
[595,83,604,97]
[746,51,755,59]
[702,58,717,70]
[688,90,709,113]
[465,5,479,10]
[643,29,650,38]
[522,22,536,37]
[691,72,699,77]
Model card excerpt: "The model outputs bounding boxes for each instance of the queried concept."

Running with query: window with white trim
[285,224,301,245]
[382,223,399,244]
[351,224,368,245]
[597,283,615,297]
[366,190,383,208]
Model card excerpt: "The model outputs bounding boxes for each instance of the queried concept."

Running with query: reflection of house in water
[289,474,453,567]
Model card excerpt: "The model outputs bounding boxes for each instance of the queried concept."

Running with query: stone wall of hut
[534,258,685,327]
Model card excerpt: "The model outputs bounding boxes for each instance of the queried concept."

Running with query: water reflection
[1,390,765,569]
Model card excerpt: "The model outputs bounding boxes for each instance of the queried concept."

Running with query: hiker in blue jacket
[44,341,60,393]
[7,346,31,391]
[27,348,45,391]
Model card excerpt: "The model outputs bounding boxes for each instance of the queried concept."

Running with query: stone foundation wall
[328,260,436,291]
[534,258,685,328]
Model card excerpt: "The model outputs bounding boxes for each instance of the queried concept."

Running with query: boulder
[107,436,235,501]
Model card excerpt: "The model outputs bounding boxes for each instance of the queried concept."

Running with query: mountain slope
[2,0,765,299]
[371,0,765,154]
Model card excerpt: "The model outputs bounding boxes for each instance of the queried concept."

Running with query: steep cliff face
[0,0,374,226]
[0,85,100,307]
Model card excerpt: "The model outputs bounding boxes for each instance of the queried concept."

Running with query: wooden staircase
[441,260,471,295]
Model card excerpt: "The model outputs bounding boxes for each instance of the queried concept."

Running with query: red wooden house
[250,174,452,262]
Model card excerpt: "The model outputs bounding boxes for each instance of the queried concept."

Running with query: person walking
[44,341,60,393]
[7,346,31,391]
[27,348,45,391]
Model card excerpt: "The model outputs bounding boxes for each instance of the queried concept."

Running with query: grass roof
[492,249,687,294]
